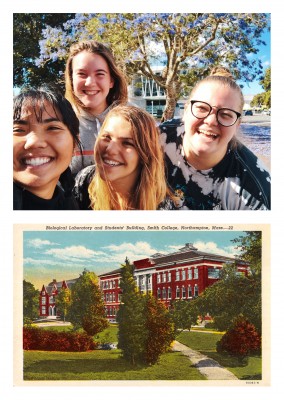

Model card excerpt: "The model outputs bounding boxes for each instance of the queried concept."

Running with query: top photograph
[13,13,271,210]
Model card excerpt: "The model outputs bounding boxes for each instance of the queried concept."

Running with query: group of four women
[13,40,271,210]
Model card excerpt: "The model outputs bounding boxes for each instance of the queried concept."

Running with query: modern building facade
[39,243,249,321]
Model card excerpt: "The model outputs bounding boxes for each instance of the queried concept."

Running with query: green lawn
[24,349,205,381]
[177,331,262,380]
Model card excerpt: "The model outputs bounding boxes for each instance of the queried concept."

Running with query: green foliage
[232,231,262,275]
[170,299,199,333]
[23,280,40,322]
[56,287,71,322]
[13,13,75,89]
[117,258,174,365]
[251,67,271,108]
[67,269,108,336]
[144,295,175,365]
[117,258,147,365]
[216,316,261,359]
[194,263,261,333]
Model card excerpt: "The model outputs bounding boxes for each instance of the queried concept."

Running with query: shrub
[216,316,261,359]
[23,327,96,351]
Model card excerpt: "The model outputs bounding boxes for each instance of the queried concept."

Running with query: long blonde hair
[88,105,171,210]
[65,40,128,114]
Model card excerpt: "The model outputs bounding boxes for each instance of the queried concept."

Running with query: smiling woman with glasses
[159,66,271,210]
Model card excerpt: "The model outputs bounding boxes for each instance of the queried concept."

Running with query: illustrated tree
[116,258,147,365]
[169,299,199,334]
[56,286,71,322]
[144,295,175,364]
[117,258,174,365]
[23,280,39,323]
[194,232,262,333]
[67,269,108,336]
[15,13,269,121]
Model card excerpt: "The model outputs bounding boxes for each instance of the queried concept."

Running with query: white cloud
[27,238,58,248]
[192,241,239,258]
[45,245,103,261]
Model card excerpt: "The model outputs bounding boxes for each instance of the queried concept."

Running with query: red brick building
[39,243,249,321]
[99,243,249,322]
[39,278,77,318]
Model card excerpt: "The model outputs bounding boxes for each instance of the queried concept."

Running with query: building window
[188,285,192,298]
[176,286,180,299]
[194,268,198,279]
[41,297,46,305]
[182,270,186,280]
[182,286,186,298]
[162,273,166,283]
[162,287,167,299]
[157,288,161,299]
[188,269,192,280]
[157,274,161,283]
[168,287,172,299]
[208,268,220,279]
[168,272,171,282]
[194,284,199,297]
[176,270,180,281]
[41,306,46,314]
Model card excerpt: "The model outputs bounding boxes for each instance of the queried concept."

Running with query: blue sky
[23,229,248,289]
[238,29,271,95]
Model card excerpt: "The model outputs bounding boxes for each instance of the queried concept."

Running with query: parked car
[262,109,271,115]
[244,110,253,116]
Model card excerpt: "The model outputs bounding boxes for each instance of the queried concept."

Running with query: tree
[194,262,261,333]
[217,316,261,360]
[56,287,71,322]
[231,231,262,275]
[251,66,271,109]
[17,13,269,121]
[169,299,199,334]
[67,269,108,336]
[144,295,175,365]
[116,258,147,365]
[23,280,39,323]
[13,13,75,89]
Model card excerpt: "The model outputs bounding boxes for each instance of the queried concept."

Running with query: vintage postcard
[14,223,270,387]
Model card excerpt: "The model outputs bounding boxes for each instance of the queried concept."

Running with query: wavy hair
[88,105,173,210]
[65,40,128,114]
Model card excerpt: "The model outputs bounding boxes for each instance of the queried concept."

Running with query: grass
[23,349,205,381]
[177,331,262,380]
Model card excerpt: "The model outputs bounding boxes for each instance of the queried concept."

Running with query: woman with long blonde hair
[73,105,182,210]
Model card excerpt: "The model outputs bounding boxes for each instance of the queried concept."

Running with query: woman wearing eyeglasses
[160,66,271,210]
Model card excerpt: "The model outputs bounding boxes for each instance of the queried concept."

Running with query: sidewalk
[172,340,238,380]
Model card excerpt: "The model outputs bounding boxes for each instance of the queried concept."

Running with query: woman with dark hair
[160,66,271,210]
[13,86,81,210]
[65,40,128,175]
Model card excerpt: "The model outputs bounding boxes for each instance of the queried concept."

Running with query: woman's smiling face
[72,51,114,115]
[183,81,242,169]
[13,101,74,199]
[96,115,141,193]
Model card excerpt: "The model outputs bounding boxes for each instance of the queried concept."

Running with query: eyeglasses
[190,100,241,127]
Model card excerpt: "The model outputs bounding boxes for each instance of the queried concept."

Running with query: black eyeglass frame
[190,100,241,127]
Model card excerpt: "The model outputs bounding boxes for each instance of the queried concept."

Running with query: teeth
[104,159,121,166]
[199,130,218,138]
[24,157,51,166]
[84,90,99,95]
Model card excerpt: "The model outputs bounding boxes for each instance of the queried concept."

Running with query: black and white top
[160,120,271,210]
[73,165,183,210]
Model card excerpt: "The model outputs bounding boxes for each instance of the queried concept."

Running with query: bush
[216,317,261,359]
[23,327,96,351]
